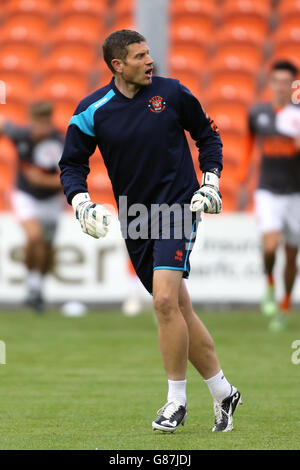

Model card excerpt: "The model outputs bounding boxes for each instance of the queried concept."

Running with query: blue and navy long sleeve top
[59,76,223,209]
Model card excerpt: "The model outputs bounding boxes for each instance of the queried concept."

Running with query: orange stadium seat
[222,157,240,179]
[52,100,77,134]
[111,0,136,18]
[221,13,269,43]
[88,170,115,208]
[52,14,104,43]
[210,52,259,75]
[276,15,300,46]
[35,72,89,102]
[168,44,207,76]
[221,198,238,212]
[206,100,248,134]
[220,185,238,212]
[220,130,246,166]
[211,42,263,74]
[0,170,14,210]
[222,163,241,182]
[206,71,257,105]
[107,16,136,36]
[108,0,135,35]
[222,0,271,16]
[89,149,107,173]
[215,24,266,48]
[169,71,203,99]
[42,43,97,74]
[0,43,40,73]
[88,188,116,209]
[271,25,300,69]
[0,162,17,210]
[0,158,17,185]
[49,22,101,48]
[272,24,300,46]
[96,61,114,88]
[0,12,50,45]
[271,43,300,70]
[169,0,217,18]
[57,0,106,17]
[0,135,17,169]
[169,16,215,47]
[2,0,52,17]
[277,0,300,18]
[0,99,27,124]
[277,15,300,31]
[0,70,33,103]
[186,131,199,164]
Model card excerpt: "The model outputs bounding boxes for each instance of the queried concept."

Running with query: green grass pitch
[0,308,299,450]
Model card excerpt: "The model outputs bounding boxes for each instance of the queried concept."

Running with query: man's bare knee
[152,269,183,322]
[22,220,43,244]
[263,232,281,254]
[285,245,298,265]
[153,293,178,320]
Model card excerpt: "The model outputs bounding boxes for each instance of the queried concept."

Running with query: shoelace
[213,401,229,425]
[157,400,181,420]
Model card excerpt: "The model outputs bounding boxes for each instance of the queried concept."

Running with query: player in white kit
[0,102,64,311]
[237,61,300,330]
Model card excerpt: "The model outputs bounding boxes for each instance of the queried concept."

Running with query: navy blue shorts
[125,211,200,294]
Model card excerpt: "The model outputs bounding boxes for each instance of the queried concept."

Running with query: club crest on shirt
[148,96,166,113]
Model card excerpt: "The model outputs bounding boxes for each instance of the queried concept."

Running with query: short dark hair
[102,29,146,73]
[30,101,53,118]
[271,60,298,77]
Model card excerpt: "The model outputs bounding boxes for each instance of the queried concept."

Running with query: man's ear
[111,59,123,74]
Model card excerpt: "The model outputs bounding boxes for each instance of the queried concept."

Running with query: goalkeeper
[59,30,241,433]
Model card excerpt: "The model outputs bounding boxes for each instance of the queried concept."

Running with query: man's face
[269,69,295,103]
[30,115,53,140]
[115,41,154,86]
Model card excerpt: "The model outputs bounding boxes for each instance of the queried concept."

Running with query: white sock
[204,370,232,402]
[167,379,187,406]
[27,270,43,293]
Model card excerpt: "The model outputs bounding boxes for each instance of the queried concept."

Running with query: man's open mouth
[145,68,153,78]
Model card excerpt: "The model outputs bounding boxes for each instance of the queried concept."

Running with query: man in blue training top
[59,30,241,433]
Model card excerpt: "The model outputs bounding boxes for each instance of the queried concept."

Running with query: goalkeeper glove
[190,169,222,214]
[72,193,111,238]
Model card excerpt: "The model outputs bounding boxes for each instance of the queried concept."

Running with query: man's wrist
[207,167,221,178]
[201,169,220,190]
[71,192,91,212]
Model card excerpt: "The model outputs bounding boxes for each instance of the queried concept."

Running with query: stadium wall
[0,213,299,306]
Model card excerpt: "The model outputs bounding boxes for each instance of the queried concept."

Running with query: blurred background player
[0,101,64,312]
[237,60,300,331]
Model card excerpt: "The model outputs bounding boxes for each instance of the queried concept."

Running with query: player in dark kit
[237,60,300,331]
[0,101,64,312]
[59,30,241,432]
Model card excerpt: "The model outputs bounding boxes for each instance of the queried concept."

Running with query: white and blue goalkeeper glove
[190,170,222,214]
[72,193,111,238]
